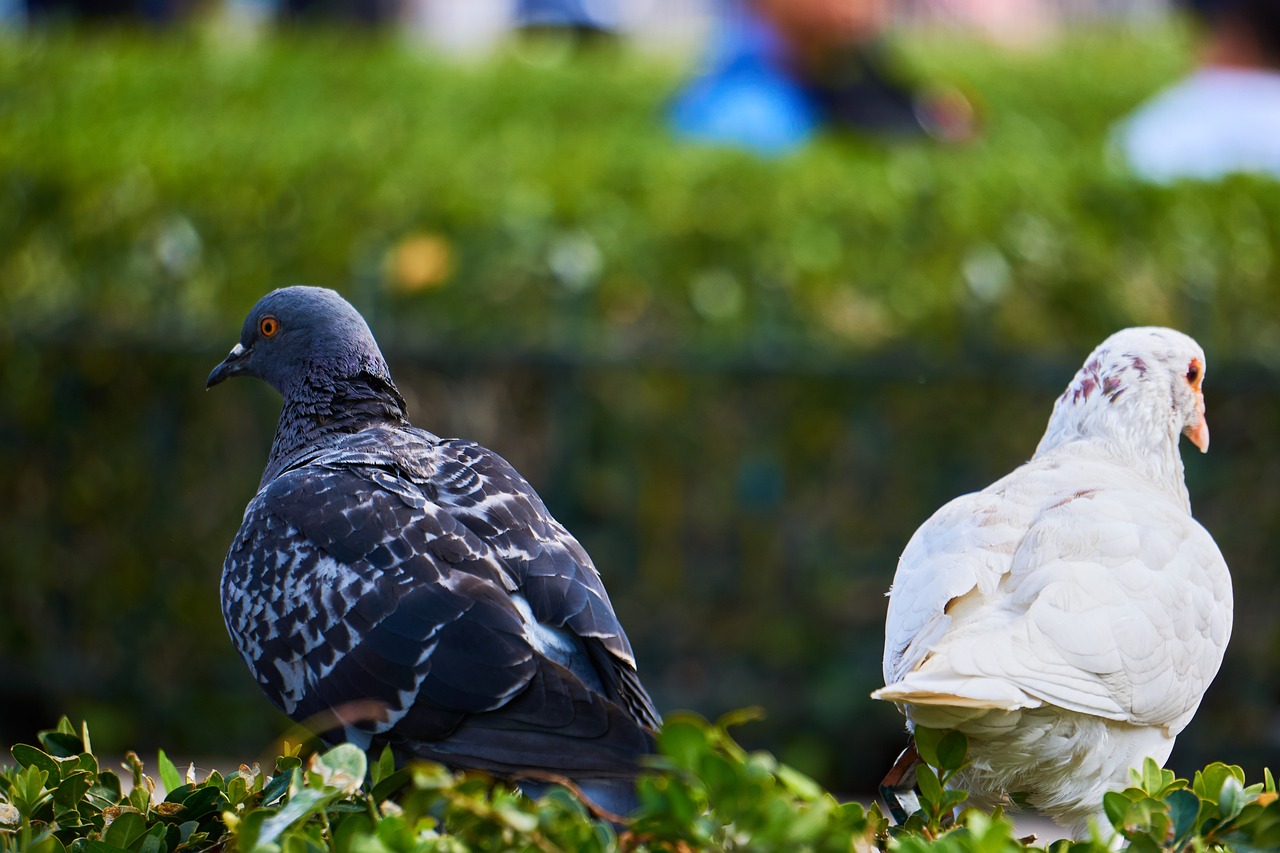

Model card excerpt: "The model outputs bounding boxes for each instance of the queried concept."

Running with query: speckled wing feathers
[221,424,658,777]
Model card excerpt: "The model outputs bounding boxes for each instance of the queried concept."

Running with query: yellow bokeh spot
[386,234,454,293]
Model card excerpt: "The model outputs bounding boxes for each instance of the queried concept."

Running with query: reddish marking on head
[1065,358,1107,404]
[1103,375,1123,401]
[1130,356,1148,375]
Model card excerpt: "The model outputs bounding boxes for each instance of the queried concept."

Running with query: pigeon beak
[206,343,250,389]
[1184,390,1209,453]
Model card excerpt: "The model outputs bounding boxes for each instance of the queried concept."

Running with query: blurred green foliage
[3,25,1280,798]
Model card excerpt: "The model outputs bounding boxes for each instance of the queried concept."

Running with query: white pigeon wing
[878,452,1232,732]
[881,468,1041,690]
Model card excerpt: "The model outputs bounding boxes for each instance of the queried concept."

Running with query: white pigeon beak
[1185,391,1209,453]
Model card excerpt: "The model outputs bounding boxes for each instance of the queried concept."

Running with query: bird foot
[879,741,923,824]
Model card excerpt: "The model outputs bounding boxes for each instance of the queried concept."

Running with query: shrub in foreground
[2,714,1279,852]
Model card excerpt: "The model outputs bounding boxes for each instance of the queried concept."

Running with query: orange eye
[259,316,279,337]
[1186,360,1201,384]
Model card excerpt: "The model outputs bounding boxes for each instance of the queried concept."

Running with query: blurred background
[4,0,1280,798]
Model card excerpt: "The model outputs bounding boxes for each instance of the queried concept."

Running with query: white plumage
[873,327,1232,836]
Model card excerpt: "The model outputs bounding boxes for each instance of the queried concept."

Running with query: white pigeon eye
[1186,360,1202,385]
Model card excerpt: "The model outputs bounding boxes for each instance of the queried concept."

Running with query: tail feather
[873,674,1040,711]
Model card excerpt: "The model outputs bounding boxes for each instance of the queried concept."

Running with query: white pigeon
[872,326,1233,836]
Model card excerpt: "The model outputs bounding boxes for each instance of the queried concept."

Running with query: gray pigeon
[207,286,660,814]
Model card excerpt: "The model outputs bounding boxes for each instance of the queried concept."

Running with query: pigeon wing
[420,436,662,729]
[881,475,1035,693]
[877,458,1233,732]
[221,429,655,776]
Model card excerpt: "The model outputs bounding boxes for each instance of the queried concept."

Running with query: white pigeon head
[1034,327,1209,475]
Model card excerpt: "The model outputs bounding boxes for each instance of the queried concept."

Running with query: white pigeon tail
[873,327,1232,837]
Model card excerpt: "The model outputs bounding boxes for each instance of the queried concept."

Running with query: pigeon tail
[873,674,1040,711]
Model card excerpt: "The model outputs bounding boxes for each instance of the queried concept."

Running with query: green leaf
[1220,775,1245,820]
[173,785,224,820]
[935,731,969,772]
[775,763,823,801]
[102,810,147,848]
[260,771,292,806]
[1167,787,1201,842]
[276,754,304,774]
[254,786,330,848]
[224,776,250,808]
[77,753,99,776]
[370,767,412,803]
[156,750,181,796]
[913,727,946,770]
[715,706,766,731]
[38,733,85,760]
[127,786,151,814]
[231,808,270,852]
[310,743,367,794]
[12,745,61,781]
[915,763,943,806]
[657,716,710,770]
[13,764,50,808]
[371,745,394,788]
[52,770,93,810]
[26,835,68,853]
[162,784,194,805]
[1103,790,1130,828]
[494,800,538,832]
[74,842,132,853]
[1126,834,1163,853]
[1196,765,1225,802]
[90,771,123,805]
[939,788,969,812]
[331,812,375,853]
[1139,758,1160,793]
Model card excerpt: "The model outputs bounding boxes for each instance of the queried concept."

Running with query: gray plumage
[208,286,660,812]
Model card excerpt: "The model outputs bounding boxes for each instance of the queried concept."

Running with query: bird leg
[879,740,922,824]
[511,769,629,825]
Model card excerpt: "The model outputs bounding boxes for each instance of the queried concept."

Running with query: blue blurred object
[668,5,820,156]
[0,0,24,24]
[668,1,945,156]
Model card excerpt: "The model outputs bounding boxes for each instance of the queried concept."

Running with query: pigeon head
[207,286,399,400]
[1036,326,1209,463]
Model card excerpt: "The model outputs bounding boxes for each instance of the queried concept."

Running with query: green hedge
[4,25,1280,796]
[6,716,1280,852]
[7,25,1280,361]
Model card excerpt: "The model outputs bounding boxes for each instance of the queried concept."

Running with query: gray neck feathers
[262,369,408,486]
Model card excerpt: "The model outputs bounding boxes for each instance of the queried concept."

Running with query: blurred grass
[3,23,1280,795]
